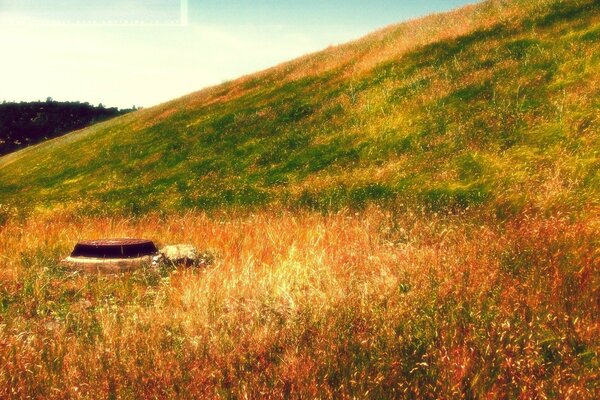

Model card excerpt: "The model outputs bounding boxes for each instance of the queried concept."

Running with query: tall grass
[0,208,597,398]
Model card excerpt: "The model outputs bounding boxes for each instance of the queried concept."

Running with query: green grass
[0,0,598,217]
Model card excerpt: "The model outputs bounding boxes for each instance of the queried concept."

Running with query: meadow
[0,0,599,397]
[0,0,598,217]
[0,207,598,398]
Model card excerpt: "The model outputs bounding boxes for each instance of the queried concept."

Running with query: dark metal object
[70,238,158,259]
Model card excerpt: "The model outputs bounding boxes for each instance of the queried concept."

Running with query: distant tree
[0,100,133,156]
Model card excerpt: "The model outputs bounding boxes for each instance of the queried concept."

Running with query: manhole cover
[70,238,158,259]
[63,238,158,273]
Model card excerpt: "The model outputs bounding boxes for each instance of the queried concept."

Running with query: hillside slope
[0,0,598,215]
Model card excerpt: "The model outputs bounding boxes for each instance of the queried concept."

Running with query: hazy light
[0,0,472,108]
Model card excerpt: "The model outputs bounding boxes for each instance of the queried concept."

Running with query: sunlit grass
[0,0,598,215]
[0,0,598,397]
[0,207,598,398]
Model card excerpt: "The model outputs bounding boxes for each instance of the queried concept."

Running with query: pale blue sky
[0,0,473,108]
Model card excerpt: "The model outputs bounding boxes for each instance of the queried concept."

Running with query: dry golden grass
[0,208,598,398]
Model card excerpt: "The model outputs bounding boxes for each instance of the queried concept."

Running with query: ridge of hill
[0,0,598,215]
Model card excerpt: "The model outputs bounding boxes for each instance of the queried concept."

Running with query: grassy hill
[0,0,599,398]
[0,0,598,216]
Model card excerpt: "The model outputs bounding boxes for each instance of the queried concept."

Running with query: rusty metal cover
[70,238,158,259]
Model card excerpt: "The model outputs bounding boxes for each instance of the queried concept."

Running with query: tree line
[0,99,136,156]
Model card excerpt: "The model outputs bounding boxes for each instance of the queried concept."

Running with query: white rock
[155,244,215,268]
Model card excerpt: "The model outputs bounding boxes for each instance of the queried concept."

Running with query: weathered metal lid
[63,238,159,273]
[70,238,158,259]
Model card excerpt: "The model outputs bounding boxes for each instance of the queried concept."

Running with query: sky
[0,0,473,109]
